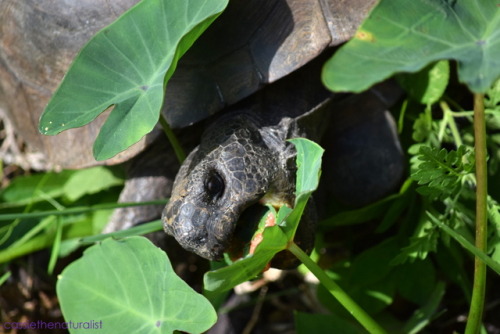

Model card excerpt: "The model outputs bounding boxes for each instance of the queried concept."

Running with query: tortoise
[0,0,404,264]
[161,59,404,266]
[0,0,377,168]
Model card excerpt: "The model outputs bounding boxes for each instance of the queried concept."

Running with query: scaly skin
[162,110,300,261]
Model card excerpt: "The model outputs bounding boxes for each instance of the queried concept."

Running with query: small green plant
[411,145,475,200]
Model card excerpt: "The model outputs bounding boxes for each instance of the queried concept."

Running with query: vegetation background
[1,0,500,333]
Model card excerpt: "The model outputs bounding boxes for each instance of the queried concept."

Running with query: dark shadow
[164,0,294,128]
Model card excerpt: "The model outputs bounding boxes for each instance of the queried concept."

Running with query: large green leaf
[57,237,216,334]
[39,0,228,160]
[323,0,500,93]
[63,166,124,201]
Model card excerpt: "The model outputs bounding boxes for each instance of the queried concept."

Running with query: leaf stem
[288,242,388,334]
[159,114,186,163]
[0,200,168,221]
[0,220,163,264]
[465,93,487,334]
[440,101,463,147]
[0,271,11,286]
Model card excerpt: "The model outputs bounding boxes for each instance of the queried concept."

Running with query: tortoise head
[162,114,280,261]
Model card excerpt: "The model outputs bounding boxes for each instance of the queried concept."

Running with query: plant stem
[0,271,11,286]
[465,93,487,334]
[0,200,168,221]
[439,101,463,147]
[159,114,186,163]
[289,242,387,334]
[0,220,163,264]
[79,220,163,243]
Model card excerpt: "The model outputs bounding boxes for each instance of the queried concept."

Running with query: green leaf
[349,238,400,287]
[323,0,500,93]
[488,198,500,263]
[403,281,446,334]
[0,271,11,287]
[283,138,323,242]
[411,145,474,200]
[0,204,118,264]
[63,166,124,202]
[321,193,402,228]
[0,171,74,208]
[485,77,500,109]
[57,237,216,334]
[427,212,500,275]
[397,60,450,106]
[289,138,324,195]
[411,112,437,143]
[394,260,436,305]
[315,239,401,314]
[391,231,439,264]
[39,0,229,161]
[204,223,288,293]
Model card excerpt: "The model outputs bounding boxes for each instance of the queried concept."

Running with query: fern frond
[411,146,474,200]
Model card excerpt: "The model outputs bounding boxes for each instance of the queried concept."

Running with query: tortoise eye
[205,171,225,200]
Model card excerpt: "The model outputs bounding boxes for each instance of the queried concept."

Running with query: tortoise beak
[162,201,227,261]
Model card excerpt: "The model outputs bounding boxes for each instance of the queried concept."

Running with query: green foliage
[322,0,500,94]
[0,166,123,209]
[4,0,500,333]
[391,218,439,264]
[426,212,500,275]
[0,167,125,264]
[315,237,443,333]
[63,166,123,202]
[402,282,446,334]
[320,1,500,331]
[485,78,500,109]
[203,215,288,292]
[57,237,216,334]
[39,0,228,161]
[489,199,500,263]
[397,60,450,106]
[1,170,76,208]
[411,145,475,200]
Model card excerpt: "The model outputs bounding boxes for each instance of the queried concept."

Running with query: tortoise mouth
[224,203,270,261]
[186,239,226,261]
[162,200,233,261]
[163,201,270,262]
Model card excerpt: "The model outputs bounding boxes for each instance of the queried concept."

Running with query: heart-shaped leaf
[57,237,216,333]
[323,0,500,93]
[39,0,228,160]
